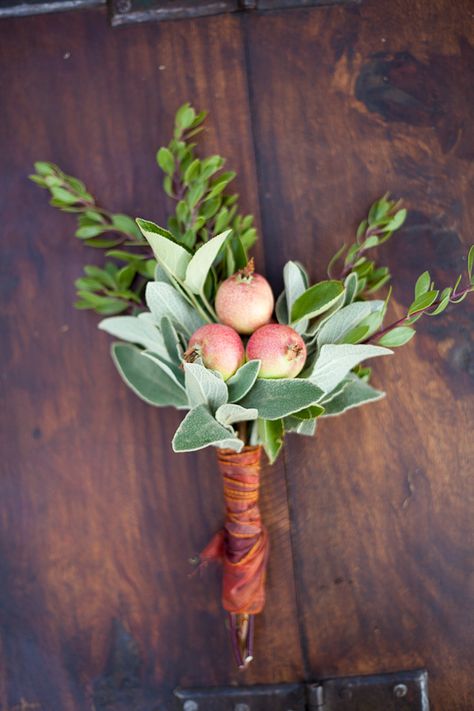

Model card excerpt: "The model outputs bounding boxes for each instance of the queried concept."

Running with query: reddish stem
[364,284,473,344]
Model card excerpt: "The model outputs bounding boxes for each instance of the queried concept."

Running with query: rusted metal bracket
[175,669,429,710]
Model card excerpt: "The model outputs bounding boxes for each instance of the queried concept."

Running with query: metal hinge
[109,0,359,28]
[175,669,429,710]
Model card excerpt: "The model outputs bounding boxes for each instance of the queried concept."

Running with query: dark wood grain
[1,1,473,709]
[245,1,474,709]
[0,9,303,710]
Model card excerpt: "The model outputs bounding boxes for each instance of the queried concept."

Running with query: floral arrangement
[31,104,474,668]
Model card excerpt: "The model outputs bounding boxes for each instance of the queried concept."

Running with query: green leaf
[322,375,385,416]
[183,362,228,412]
[184,230,231,294]
[258,418,284,464]
[275,291,289,325]
[137,219,191,280]
[291,280,344,323]
[50,187,78,204]
[34,161,55,175]
[327,243,347,277]
[112,214,142,238]
[94,299,129,315]
[75,225,107,239]
[240,378,324,420]
[284,261,309,333]
[283,416,318,437]
[378,326,416,347]
[160,315,183,364]
[342,325,370,344]
[117,265,135,290]
[428,288,451,315]
[308,343,392,393]
[98,314,167,354]
[317,300,384,346]
[172,404,243,453]
[386,208,407,231]
[343,273,358,305]
[215,403,258,427]
[362,235,380,249]
[184,158,201,185]
[111,343,187,408]
[290,404,325,420]
[414,271,431,298]
[175,104,196,131]
[230,234,248,271]
[156,147,175,175]
[29,174,48,186]
[468,245,474,281]
[145,281,204,338]
[408,289,438,315]
[227,360,261,402]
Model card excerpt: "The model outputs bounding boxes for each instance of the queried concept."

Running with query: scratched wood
[245,1,474,709]
[0,9,304,711]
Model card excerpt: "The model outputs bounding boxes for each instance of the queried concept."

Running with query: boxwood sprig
[328,193,407,297]
[156,103,258,282]
[30,104,259,314]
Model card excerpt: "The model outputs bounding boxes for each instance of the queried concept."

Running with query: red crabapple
[184,324,245,381]
[215,259,274,335]
[246,324,307,379]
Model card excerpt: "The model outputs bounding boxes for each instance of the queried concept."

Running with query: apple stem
[239,257,255,281]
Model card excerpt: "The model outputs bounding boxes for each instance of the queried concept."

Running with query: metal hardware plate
[109,0,358,27]
[175,669,429,710]
[310,669,429,710]
[175,683,306,710]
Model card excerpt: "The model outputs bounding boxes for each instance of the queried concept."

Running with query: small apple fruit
[215,258,274,335]
[184,324,245,381]
[246,324,307,379]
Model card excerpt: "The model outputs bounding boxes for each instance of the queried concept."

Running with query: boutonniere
[31,104,473,668]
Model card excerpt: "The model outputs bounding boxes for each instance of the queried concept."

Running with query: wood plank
[0,9,303,709]
[245,1,474,708]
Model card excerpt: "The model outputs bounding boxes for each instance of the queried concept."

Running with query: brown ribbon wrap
[199,445,269,663]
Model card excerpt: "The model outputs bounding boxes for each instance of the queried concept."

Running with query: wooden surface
[0,1,473,709]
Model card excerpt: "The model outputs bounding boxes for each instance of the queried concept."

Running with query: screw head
[393,683,408,698]
[183,702,199,711]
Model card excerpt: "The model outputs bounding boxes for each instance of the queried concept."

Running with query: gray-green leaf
[98,314,167,356]
[137,219,191,280]
[283,261,309,333]
[226,360,261,402]
[240,378,324,420]
[145,281,204,338]
[184,362,228,412]
[111,343,187,408]
[308,343,392,393]
[258,418,284,464]
[317,300,384,346]
[184,230,231,294]
[215,403,258,426]
[322,375,385,416]
[291,280,345,323]
[172,404,243,453]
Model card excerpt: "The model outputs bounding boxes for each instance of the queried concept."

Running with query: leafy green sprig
[30,104,259,315]
[29,161,143,247]
[156,103,257,282]
[365,247,474,346]
[328,193,407,297]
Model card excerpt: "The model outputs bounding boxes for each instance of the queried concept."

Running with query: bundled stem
[198,446,268,668]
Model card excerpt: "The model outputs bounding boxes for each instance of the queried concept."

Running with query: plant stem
[364,284,474,344]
